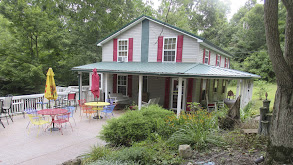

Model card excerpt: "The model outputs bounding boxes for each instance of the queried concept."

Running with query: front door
[171,78,186,110]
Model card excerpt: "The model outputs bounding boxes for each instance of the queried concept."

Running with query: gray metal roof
[72,62,260,79]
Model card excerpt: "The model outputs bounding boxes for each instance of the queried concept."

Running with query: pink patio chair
[53,112,73,135]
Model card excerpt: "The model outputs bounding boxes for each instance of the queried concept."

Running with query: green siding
[141,19,149,62]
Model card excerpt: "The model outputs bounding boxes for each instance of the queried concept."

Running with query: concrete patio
[0,107,125,165]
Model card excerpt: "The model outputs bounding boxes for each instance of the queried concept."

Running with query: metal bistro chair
[0,100,5,128]
[27,114,50,137]
[64,106,76,126]
[24,98,39,129]
[64,93,76,108]
[53,112,73,135]
[101,105,116,118]
[1,95,14,125]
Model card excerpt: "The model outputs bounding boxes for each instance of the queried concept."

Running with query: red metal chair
[64,93,76,108]
[53,112,73,135]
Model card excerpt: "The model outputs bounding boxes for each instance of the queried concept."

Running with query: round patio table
[85,102,110,119]
[38,108,68,131]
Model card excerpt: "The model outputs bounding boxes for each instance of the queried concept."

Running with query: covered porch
[73,62,260,115]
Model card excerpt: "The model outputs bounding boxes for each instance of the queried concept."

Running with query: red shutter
[215,55,218,66]
[225,58,227,68]
[128,38,133,62]
[208,51,211,65]
[186,78,194,111]
[202,49,205,63]
[163,77,171,109]
[113,39,117,62]
[227,58,229,68]
[127,75,132,97]
[113,74,117,93]
[176,35,183,62]
[157,36,163,62]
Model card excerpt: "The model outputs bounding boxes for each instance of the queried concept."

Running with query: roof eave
[200,42,233,58]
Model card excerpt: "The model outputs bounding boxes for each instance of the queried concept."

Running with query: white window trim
[97,73,103,90]
[117,39,128,62]
[204,49,209,64]
[117,74,128,96]
[216,54,221,66]
[162,37,177,63]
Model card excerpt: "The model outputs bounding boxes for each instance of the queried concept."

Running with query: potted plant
[129,101,138,110]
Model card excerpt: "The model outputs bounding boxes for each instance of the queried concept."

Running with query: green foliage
[108,147,152,164]
[99,105,174,146]
[166,110,225,150]
[254,80,269,100]
[88,159,140,165]
[83,146,114,164]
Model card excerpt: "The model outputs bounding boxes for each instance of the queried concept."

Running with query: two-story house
[72,15,260,114]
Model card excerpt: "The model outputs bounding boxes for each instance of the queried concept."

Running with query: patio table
[85,102,110,119]
[38,108,68,131]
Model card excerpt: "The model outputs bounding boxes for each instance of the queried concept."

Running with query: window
[98,73,103,89]
[118,39,128,62]
[204,49,209,64]
[117,75,127,95]
[163,37,177,62]
[216,54,220,66]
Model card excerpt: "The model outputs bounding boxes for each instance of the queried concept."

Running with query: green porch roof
[72,62,260,79]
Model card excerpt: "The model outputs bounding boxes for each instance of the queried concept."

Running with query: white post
[104,73,108,100]
[89,72,93,101]
[236,79,240,98]
[177,77,183,117]
[138,75,143,110]
[78,72,82,100]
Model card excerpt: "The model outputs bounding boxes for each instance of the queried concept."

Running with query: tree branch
[264,0,293,88]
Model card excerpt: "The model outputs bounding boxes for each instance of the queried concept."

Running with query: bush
[166,110,225,150]
[99,105,174,146]
[83,146,114,164]
[108,146,152,164]
[88,159,140,165]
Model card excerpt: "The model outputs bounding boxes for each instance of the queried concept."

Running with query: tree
[263,0,293,164]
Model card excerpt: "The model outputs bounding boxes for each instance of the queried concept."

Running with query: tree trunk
[264,0,293,164]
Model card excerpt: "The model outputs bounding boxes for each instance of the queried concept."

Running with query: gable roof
[72,62,260,79]
[96,15,233,58]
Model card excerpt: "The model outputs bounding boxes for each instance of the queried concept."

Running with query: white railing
[0,86,89,115]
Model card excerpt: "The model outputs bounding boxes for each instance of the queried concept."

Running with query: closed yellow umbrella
[44,68,58,101]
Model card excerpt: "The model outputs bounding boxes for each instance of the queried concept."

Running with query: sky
[148,0,263,20]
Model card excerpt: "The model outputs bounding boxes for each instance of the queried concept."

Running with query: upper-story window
[204,49,210,64]
[163,37,177,62]
[216,54,221,66]
[118,39,128,62]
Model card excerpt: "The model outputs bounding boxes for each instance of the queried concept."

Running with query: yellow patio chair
[27,114,50,137]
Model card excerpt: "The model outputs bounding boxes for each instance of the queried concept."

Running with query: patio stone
[0,107,125,165]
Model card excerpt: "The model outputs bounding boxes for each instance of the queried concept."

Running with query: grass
[227,82,277,116]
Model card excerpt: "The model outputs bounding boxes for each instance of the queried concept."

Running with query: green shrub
[83,146,114,164]
[99,105,174,146]
[108,146,152,165]
[88,159,140,165]
[133,138,183,165]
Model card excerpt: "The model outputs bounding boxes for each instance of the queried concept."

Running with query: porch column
[78,72,82,100]
[236,79,241,98]
[138,75,143,110]
[177,77,183,117]
[104,73,108,101]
